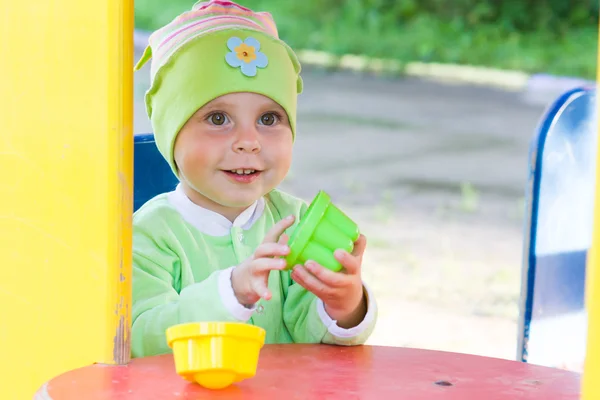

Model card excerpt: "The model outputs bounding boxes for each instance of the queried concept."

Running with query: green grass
[134,0,598,79]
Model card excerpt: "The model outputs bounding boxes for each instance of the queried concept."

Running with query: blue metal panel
[518,87,596,370]
[532,251,587,319]
[133,133,179,212]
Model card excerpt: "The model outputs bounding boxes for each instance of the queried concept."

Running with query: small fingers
[263,215,295,243]
[333,251,359,275]
[253,242,290,259]
[278,233,289,246]
[251,257,287,272]
[304,260,349,287]
[292,265,333,298]
[351,234,367,257]
[251,279,271,301]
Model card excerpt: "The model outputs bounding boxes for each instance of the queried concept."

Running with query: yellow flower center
[235,43,256,63]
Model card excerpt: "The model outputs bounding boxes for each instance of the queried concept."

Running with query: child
[131,0,377,358]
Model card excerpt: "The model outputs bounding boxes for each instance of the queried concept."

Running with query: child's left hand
[291,234,367,329]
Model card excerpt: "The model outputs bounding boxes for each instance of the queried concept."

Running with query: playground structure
[1,1,599,399]
[518,86,596,371]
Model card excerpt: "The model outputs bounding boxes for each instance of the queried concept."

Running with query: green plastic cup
[285,191,360,272]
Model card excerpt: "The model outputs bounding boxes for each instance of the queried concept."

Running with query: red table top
[36,345,581,400]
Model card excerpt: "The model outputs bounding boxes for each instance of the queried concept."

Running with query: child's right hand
[231,215,295,306]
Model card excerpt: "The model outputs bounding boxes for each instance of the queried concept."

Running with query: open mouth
[223,169,263,183]
[227,169,259,175]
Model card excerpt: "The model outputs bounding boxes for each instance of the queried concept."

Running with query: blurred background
[132,1,598,363]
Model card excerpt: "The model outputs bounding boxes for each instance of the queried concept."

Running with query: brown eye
[209,113,227,125]
[259,112,278,126]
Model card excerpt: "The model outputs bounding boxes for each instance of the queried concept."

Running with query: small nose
[233,126,261,154]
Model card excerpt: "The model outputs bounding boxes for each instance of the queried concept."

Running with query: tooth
[234,169,243,174]
[244,169,253,174]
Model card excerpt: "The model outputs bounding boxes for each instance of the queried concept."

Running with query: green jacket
[131,186,377,357]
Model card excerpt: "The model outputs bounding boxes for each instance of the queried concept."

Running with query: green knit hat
[134,0,303,177]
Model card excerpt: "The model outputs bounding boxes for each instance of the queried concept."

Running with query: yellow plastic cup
[166,322,266,390]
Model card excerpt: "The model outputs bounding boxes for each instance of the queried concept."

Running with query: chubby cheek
[269,137,293,178]
[177,153,204,181]
[174,138,212,181]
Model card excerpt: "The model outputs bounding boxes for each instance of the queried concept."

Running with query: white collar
[167,183,265,236]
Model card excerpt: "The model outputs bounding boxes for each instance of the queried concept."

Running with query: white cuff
[217,267,256,321]
[316,282,377,338]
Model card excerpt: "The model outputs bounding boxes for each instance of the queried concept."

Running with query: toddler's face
[173,92,293,218]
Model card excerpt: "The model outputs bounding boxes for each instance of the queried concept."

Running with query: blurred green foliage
[134,0,598,78]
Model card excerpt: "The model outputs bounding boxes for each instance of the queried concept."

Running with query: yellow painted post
[582,19,600,400]
[0,1,133,398]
